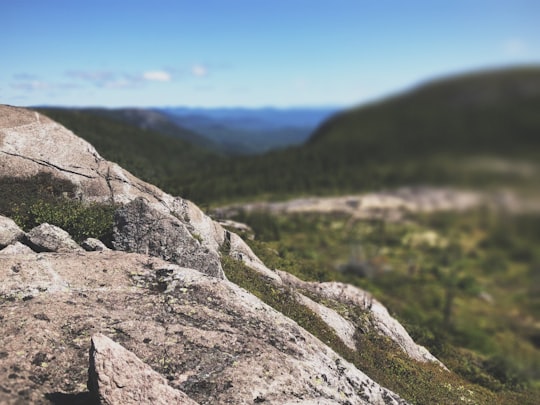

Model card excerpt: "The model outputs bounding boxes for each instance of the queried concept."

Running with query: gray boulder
[0,241,34,255]
[89,334,198,405]
[0,215,25,248]
[25,223,83,253]
[112,198,224,279]
[81,237,109,252]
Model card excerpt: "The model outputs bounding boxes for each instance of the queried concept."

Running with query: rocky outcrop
[0,105,445,403]
[0,105,163,206]
[0,240,34,255]
[0,215,24,248]
[113,198,224,278]
[278,271,445,366]
[0,251,408,404]
[0,105,229,276]
[25,223,83,253]
[214,187,540,222]
[213,187,487,222]
[81,237,109,252]
[89,334,198,405]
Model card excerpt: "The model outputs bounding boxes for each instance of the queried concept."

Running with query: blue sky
[2,0,539,108]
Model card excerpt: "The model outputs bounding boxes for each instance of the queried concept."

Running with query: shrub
[1,174,116,243]
[12,199,116,243]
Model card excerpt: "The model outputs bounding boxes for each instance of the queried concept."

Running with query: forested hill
[36,66,540,205]
[308,66,540,157]
[174,66,540,204]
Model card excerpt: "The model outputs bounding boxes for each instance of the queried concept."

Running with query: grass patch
[222,255,348,349]
[221,254,540,404]
[227,208,540,403]
[0,173,116,243]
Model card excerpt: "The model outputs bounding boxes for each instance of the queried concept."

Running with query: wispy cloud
[191,64,208,77]
[143,70,171,82]
[12,73,40,81]
[102,79,139,89]
[66,70,116,84]
[11,81,50,91]
[11,65,203,97]
[502,38,528,56]
[11,79,82,93]
[65,69,173,88]
[65,70,140,89]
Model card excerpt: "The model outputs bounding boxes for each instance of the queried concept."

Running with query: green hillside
[83,107,219,150]
[310,67,540,155]
[181,66,540,204]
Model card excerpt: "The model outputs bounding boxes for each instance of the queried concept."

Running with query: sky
[2,0,539,108]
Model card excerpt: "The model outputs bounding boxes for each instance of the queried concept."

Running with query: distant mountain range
[35,65,540,204]
[35,106,338,156]
[158,106,339,155]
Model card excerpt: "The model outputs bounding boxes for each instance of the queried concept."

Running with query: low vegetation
[225,208,540,404]
[0,173,115,243]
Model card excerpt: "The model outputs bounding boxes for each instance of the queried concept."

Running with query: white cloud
[66,69,157,88]
[191,64,208,77]
[502,38,528,56]
[143,70,172,82]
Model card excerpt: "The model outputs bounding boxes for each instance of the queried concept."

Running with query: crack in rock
[1,150,96,179]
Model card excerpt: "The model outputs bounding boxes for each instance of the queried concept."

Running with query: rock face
[0,215,24,248]
[213,187,487,222]
[0,251,408,404]
[25,223,83,253]
[0,240,34,255]
[0,105,162,206]
[113,198,224,279]
[0,104,227,276]
[89,334,198,405]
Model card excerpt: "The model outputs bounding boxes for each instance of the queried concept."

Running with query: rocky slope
[0,105,444,404]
